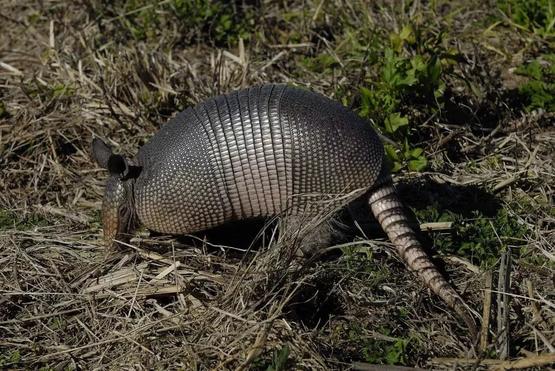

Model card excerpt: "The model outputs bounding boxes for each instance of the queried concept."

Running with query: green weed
[497,0,555,38]
[341,247,392,289]
[266,345,290,371]
[0,209,17,229]
[20,79,75,103]
[251,344,291,371]
[179,0,254,45]
[415,206,529,267]
[118,0,160,40]
[300,53,339,74]
[0,350,21,367]
[109,0,255,46]
[348,324,410,365]
[515,54,555,111]
[0,101,9,118]
[0,209,49,231]
[50,83,75,99]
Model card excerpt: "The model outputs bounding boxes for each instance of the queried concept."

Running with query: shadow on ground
[158,178,503,331]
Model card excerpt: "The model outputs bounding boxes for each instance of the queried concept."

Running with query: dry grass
[1,0,554,369]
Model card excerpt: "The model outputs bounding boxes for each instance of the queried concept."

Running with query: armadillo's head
[92,138,140,248]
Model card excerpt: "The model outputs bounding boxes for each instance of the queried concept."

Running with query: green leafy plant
[357,24,449,172]
[515,54,555,111]
[385,140,428,172]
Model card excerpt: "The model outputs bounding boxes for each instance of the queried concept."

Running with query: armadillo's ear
[92,138,113,169]
[107,154,141,179]
[107,154,128,176]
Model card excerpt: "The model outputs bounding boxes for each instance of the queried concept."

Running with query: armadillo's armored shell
[134,84,384,234]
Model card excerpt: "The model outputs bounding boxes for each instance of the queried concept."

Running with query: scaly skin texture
[133,84,382,233]
[93,83,477,338]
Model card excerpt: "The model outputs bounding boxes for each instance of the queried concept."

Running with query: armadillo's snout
[101,176,133,248]
[102,198,119,248]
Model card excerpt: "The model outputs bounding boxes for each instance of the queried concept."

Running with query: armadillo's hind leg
[368,178,478,340]
[280,216,335,258]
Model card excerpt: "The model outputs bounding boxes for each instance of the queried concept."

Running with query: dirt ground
[0,0,554,370]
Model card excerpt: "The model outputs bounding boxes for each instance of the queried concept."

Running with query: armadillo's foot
[279,216,335,258]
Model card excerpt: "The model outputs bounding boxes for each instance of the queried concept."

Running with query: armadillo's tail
[368,179,478,340]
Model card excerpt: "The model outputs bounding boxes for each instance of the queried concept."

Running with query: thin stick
[419,221,453,231]
[480,271,493,353]
[496,250,511,360]
[352,364,425,371]
[431,353,555,369]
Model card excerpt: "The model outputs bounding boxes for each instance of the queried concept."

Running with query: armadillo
[92,84,477,337]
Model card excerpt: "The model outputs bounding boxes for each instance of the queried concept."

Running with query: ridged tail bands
[368,181,478,339]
